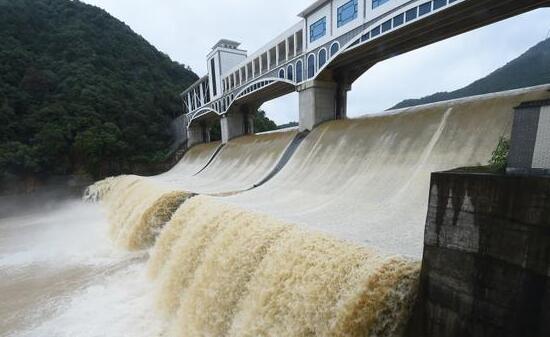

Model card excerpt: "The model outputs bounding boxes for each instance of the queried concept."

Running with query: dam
[3,1,550,337]
[82,85,550,337]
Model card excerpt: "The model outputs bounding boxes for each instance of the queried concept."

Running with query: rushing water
[0,200,168,337]
[0,179,419,337]
[87,177,419,337]
[6,87,547,337]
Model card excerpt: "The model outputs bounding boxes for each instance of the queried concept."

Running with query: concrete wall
[187,124,206,147]
[170,114,188,151]
[305,2,332,50]
[221,112,245,144]
[409,171,550,337]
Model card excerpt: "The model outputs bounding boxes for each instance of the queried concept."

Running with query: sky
[80,0,550,125]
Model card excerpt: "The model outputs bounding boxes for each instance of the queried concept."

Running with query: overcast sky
[81,0,550,124]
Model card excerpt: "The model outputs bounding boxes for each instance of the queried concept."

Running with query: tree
[73,123,127,176]
[0,142,39,176]
[0,0,198,179]
[254,110,277,133]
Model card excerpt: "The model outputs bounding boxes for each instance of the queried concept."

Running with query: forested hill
[392,38,550,109]
[0,0,198,180]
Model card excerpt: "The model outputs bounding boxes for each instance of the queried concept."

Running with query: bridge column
[220,105,256,144]
[187,122,211,147]
[298,80,350,131]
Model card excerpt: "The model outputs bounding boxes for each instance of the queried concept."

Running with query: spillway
[153,129,298,194]
[85,130,298,250]
[221,85,550,257]
[159,141,222,177]
[82,85,550,337]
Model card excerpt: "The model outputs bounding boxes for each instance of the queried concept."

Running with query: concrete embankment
[408,171,550,337]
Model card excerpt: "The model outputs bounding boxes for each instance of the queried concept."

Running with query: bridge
[180,0,550,146]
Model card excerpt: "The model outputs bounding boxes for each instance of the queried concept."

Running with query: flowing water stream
[3,86,550,337]
[0,200,167,337]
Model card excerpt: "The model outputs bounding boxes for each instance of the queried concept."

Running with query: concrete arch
[187,107,220,127]
[227,76,296,114]
[308,23,377,84]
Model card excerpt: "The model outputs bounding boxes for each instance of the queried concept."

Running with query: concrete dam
[84,85,550,337]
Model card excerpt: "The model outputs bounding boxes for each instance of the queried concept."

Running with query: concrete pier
[187,123,211,147]
[298,80,348,131]
[221,107,255,144]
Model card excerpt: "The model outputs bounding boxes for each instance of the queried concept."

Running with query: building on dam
[176,0,550,146]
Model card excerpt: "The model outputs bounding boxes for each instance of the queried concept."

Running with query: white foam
[12,263,167,337]
[0,201,131,269]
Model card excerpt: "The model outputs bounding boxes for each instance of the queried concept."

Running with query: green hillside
[393,38,550,109]
[0,0,198,179]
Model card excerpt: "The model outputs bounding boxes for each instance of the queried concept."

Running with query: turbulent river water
[0,200,168,337]
[2,86,550,337]
[0,194,418,337]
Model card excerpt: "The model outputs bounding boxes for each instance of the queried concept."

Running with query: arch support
[221,104,257,144]
[187,122,211,147]
[297,80,350,131]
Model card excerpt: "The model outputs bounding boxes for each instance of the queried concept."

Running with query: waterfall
[91,183,420,337]
[86,176,191,250]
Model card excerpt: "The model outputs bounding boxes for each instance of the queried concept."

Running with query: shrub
[489,137,510,172]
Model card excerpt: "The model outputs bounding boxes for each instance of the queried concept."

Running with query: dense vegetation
[393,38,550,109]
[254,110,278,132]
[0,0,199,179]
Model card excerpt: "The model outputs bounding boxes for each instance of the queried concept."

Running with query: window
[393,13,404,27]
[337,0,358,28]
[381,19,392,33]
[371,25,381,37]
[210,58,217,97]
[372,0,390,9]
[318,49,327,68]
[296,60,303,82]
[433,0,447,10]
[406,8,417,21]
[279,69,285,79]
[202,81,210,103]
[419,2,432,16]
[361,32,370,42]
[330,42,340,57]
[287,64,294,81]
[310,17,326,43]
[307,54,316,79]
